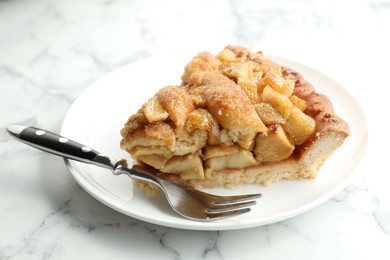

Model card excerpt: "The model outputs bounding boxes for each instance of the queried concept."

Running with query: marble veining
[1,0,390,259]
[332,183,390,235]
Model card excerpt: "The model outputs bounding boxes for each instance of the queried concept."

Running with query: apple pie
[120,45,350,190]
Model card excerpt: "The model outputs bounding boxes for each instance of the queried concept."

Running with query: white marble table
[1,0,390,259]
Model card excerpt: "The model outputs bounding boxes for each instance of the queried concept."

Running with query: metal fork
[6,125,261,221]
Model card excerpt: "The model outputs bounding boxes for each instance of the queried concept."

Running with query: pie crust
[120,46,350,189]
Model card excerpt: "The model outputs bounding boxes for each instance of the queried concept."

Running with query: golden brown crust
[120,122,175,152]
[200,73,267,133]
[226,45,279,67]
[181,52,221,84]
[156,85,195,128]
[121,45,350,189]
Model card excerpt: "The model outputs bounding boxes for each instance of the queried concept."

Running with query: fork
[6,125,261,221]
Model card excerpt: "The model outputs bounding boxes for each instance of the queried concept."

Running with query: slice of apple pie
[120,45,350,189]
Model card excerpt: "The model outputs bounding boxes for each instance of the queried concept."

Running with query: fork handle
[6,125,113,168]
[6,124,163,185]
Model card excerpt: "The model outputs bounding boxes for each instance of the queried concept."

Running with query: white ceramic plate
[61,52,367,231]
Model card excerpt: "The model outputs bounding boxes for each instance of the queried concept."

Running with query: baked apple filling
[120,46,349,188]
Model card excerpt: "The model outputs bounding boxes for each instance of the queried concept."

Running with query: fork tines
[187,189,262,220]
